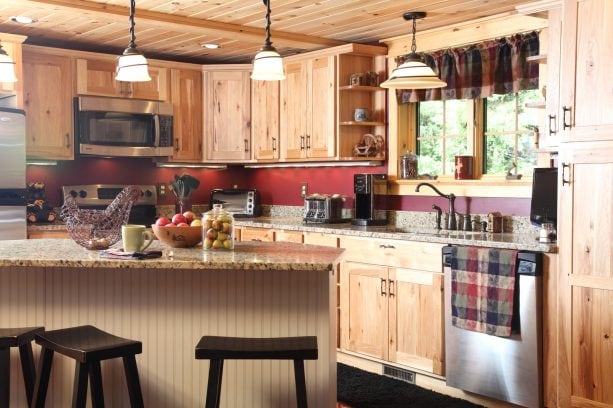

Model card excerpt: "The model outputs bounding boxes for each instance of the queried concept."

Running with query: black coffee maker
[351,173,388,226]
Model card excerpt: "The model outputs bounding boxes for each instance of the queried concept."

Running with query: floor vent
[383,364,416,384]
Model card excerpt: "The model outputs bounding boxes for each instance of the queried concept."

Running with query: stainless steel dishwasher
[442,246,543,408]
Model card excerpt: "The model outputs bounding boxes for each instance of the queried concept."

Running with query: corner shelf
[526,54,547,64]
[338,85,385,92]
[340,121,385,126]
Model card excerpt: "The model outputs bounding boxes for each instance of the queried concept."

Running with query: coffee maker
[351,173,388,226]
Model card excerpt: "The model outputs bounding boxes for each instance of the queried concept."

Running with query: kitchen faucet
[415,183,457,230]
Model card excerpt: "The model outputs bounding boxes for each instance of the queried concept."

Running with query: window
[417,99,472,176]
[415,89,541,178]
[483,90,540,175]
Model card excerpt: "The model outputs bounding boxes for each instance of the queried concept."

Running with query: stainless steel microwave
[74,96,174,157]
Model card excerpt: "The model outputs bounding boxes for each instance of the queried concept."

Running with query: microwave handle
[153,114,161,147]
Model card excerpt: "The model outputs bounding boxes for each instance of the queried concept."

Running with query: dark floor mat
[337,363,483,408]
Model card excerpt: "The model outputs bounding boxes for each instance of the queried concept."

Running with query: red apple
[155,216,171,227]
[182,211,196,224]
[165,223,177,227]
[176,222,189,227]
[172,213,187,225]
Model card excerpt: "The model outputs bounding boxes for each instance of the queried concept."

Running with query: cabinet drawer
[304,232,339,247]
[340,236,443,272]
[28,230,69,239]
[275,230,303,243]
[240,227,274,242]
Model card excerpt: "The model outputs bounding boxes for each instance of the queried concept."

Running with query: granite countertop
[233,217,556,252]
[0,239,344,270]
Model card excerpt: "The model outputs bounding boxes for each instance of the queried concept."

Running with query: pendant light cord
[411,16,417,53]
[263,0,272,47]
[129,0,136,49]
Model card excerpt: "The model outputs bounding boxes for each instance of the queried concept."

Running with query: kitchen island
[0,239,343,408]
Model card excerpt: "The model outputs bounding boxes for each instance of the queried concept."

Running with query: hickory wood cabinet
[75,58,169,101]
[280,56,336,160]
[167,68,203,162]
[22,49,74,160]
[339,236,445,375]
[252,80,280,161]
[202,65,252,162]
[555,1,613,407]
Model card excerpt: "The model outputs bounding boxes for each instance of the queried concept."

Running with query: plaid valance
[396,31,540,103]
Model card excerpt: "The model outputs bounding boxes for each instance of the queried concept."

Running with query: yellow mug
[122,224,154,253]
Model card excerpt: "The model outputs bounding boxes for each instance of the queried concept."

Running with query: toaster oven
[209,189,261,218]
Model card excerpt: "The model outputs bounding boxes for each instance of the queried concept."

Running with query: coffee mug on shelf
[122,224,154,253]
[354,108,370,122]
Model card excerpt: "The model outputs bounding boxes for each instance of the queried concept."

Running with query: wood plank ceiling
[0,0,534,64]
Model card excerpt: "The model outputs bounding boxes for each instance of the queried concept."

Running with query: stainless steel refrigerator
[0,107,27,240]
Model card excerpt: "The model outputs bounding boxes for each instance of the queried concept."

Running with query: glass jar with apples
[202,204,234,250]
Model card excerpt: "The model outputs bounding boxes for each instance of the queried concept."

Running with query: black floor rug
[337,363,483,408]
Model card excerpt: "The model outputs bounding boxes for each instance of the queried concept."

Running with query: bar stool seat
[32,325,144,408]
[195,336,318,408]
[0,326,45,407]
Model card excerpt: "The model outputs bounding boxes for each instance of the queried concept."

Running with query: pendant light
[116,0,151,82]
[251,0,285,81]
[0,42,18,83]
[380,12,446,90]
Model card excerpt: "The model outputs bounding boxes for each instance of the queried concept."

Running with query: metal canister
[399,151,418,179]
[454,155,474,180]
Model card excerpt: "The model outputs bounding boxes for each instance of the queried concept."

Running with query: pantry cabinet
[252,80,280,161]
[280,56,336,160]
[339,237,445,375]
[75,58,169,101]
[559,0,613,143]
[202,66,252,162]
[168,68,203,162]
[22,50,74,160]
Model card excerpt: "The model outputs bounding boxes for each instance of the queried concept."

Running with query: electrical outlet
[300,182,308,198]
[157,182,167,198]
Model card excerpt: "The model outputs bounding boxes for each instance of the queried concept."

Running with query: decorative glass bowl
[61,186,140,250]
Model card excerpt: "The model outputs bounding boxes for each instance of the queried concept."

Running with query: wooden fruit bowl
[151,225,202,248]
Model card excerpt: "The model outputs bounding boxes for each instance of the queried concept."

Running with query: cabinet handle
[379,244,396,249]
[65,133,70,148]
[562,106,572,130]
[380,278,387,296]
[244,139,249,152]
[306,134,311,149]
[548,114,557,136]
[250,238,262,242]
[272,137,277,151]
[388,279,395,297]
[562,163,571,186]
[300,135,305,150]
[174,137,180,152]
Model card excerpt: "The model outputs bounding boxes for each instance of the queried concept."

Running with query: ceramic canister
[454,155,473,180]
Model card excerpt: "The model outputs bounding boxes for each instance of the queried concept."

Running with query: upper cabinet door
[76,58,169,101]
[23,52,74,160]
[559,0,613,142]
[280,60,309,160]
[252,80,280,161]
[203,69,251,161]
[169,69,203,162]
[0,40,24,108]
[307,56,336,159]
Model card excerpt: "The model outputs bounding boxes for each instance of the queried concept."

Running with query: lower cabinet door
[388,267,445,376]
[341,261,388,360]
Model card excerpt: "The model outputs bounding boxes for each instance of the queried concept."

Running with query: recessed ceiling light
[201,43,221,49]
[10,16,38,24]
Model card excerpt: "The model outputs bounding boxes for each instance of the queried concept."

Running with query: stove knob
[69,190,78,198]
[79,190,87,198]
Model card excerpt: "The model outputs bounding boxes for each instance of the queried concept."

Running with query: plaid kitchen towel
[451,246,518,337]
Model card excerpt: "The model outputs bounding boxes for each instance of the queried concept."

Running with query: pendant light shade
[380,12,446,90]
[251,0,285,81]
[0,43,18,83]
[116,0,151,82]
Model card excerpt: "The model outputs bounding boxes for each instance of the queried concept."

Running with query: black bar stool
[31,325,144,408]
[195,335,318,408]
[0,327,44,407]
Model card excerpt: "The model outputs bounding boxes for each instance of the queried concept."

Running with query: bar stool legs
[293,359,308,408]
[0,347,9,408]
[205,359,224,408]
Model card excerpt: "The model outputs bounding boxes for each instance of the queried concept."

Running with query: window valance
[396,31,540,103]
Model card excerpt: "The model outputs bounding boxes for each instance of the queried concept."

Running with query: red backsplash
[27,158,530,215]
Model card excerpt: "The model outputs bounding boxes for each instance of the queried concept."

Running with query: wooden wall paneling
[0,265,335,407]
